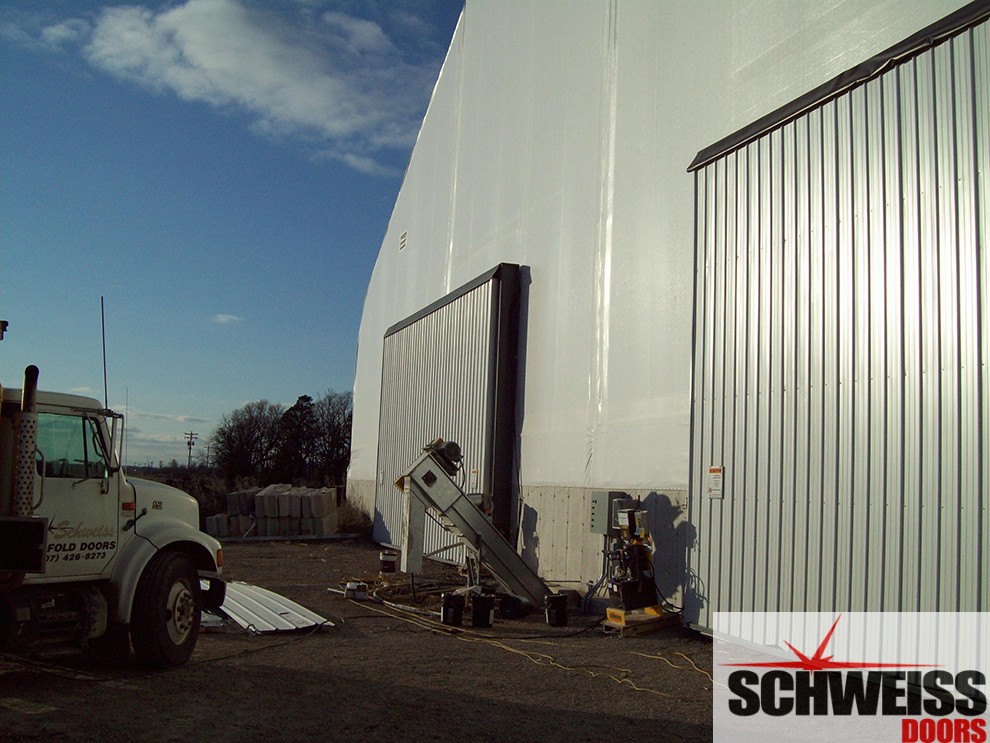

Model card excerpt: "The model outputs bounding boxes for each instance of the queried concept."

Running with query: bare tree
[271,395,318,484]
[207,400,284,486]
[205,391,350,488]
[313,390,352,486]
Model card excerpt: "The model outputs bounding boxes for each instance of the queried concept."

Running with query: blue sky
[0,0,463,466]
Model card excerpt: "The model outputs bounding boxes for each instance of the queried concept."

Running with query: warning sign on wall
[707,466,724,499]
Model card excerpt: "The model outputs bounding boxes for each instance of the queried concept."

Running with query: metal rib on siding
[687,19,989,631]
[373,264,521,565]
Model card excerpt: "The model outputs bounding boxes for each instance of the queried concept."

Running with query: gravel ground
[1,538,713,742]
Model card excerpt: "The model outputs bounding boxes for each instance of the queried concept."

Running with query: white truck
[0,366,224,667]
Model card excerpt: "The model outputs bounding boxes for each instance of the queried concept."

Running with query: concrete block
[288,489,303,518]
[209,513,229,539]
[239,490,258,515]
[253,492,276,519]
[257,484,290,516]
[300,517,314,536]
[265,517,279,536]
[228,489,261,516]
[277,490,292,518]
[307,490,323,517]
[310,512,338,536]
[235,515,254,537]
[300,492,313,519]
[311,489,337,518]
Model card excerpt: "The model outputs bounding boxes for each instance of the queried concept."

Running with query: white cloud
[390,10,432,39]
[320,148,402,178]
[33,0,444,175]
[136,411,213,424]
[321,11,394,56]
[41,18,91,48]
[212,313,242,324]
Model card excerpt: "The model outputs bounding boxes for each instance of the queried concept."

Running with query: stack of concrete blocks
[300,487,338,536]
[203,485,338,539]
[228,488,261,538]
[204,488,259,538]
[203,513,229,538]
[254,484,287,537]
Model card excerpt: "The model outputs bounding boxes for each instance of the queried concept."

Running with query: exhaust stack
[14,366,39,517]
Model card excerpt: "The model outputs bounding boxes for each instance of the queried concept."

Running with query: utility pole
[184,431,197,468]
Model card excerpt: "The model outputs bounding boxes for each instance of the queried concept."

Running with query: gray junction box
[589,491,635,536]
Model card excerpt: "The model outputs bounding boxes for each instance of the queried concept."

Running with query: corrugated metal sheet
[688,20,989,630]
[218,582,331,633]
[372,274,500,564]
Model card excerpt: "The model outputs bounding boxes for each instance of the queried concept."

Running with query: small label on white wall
[470,468,479,492]
[708,466,724,499]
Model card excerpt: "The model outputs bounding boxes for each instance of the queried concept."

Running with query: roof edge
[687,0,990,172]
[384,263,519,338]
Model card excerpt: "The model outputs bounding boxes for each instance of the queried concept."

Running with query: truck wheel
[130,552,200,668]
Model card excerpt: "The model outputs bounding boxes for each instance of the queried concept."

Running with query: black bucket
[471,594,495,628]
[441,593,464,626]
[545,594,568,627]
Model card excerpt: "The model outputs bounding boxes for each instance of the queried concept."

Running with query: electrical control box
[590,491,609,534]
[589,491,635,535]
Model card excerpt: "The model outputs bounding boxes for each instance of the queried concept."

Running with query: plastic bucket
[441,593,465,626]
[471,594,495,628]
[379,550,398,573]
[545,594,568,627]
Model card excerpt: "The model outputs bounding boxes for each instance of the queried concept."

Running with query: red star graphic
[723,615,940,672]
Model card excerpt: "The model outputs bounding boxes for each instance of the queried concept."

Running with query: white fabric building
[348,0,989,629]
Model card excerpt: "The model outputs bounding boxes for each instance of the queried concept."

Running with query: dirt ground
[1,538,713,742]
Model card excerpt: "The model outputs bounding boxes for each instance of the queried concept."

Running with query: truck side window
[35,413,108,480]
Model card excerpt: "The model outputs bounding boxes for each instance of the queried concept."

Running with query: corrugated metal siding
[373,279,499,564]
[688,20,989,630]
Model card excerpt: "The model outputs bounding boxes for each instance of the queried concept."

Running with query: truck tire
[130,552,200,668]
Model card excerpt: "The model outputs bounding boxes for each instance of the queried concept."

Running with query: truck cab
[0,367,224,667]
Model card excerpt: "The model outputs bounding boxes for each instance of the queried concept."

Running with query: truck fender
[111,521,222,624]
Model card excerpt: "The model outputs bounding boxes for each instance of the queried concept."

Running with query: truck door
[33,411,118,578]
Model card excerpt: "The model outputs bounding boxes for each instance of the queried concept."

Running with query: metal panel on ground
[687,16,990,631]
[218,582,331,633]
